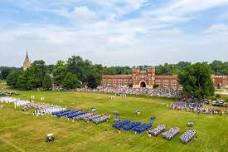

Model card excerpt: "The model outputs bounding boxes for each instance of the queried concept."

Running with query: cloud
[0,0,228,67]
[1,21,228,67]
[72,6,96,20]
[205,24,228,35]
[144,0,228,23]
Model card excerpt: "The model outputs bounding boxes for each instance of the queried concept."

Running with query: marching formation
[0,97,65,115]
[148,125,196,144]
[0,91,17,96]
[113,117,155,134]
[0,96,197,144]
[52,110,110,124]
[162,127,180,140]
[0,97,110,124]
[112,117,196,144]
[180,130,197,144]
[148,124,166,136]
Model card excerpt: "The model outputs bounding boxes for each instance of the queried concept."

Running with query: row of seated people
[162,127,180,140]
[0,91,17,96]
[0,97,65,114]
[0,97,110,124]
[148,125,196,143]
[0,96,29,105]
[113,119,196,144]
[148,125,180,140]
[180,130,196,144]
[79,87,181,98]
[24,102,65,114]
[113,117,156,134]
[52,110,110,124]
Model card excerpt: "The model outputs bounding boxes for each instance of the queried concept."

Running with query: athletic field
[0,82,227,152]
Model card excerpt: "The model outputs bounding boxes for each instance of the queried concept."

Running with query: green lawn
[0,84,228,152]
[0,80,7,91]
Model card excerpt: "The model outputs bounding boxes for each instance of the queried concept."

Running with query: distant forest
[95,60,228,76]
[1,58,228,90]
[1,60,228,80]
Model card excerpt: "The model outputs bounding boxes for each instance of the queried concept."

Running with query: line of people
[79,86,181,98]
[0,91,17,96]
[170,100,228,115]
[52,110,110,124]
[0,97,110,124]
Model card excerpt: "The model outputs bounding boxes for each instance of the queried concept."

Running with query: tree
[87,64,103,88]
[210,60,224,75]
[63,72,81,89]
[155,62,191,75]
[42,74,52,90]
[177,61,191,69]
[53,60,67,86]
[6,70,21,88]
[223,62,228,75]
[66,56,103,88]
[16,72,30,90]
[103,66,131,75]
[87,74,99,89]
[0,67,11,80]
[67,56,88,85]
[156,63,174,75]
[178,63,214,100]
[10,60,49,90]
[26,60,47,89]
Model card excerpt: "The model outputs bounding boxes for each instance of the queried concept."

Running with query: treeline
[156,60,228,75]
[6,56,103,90]
[102,66,132,75]
[101,60,228,76]
[3,56,228,91]
[2,60,228,81]
[0,67,19,80]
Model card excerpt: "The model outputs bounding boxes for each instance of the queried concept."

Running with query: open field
[0,81,7,91]
[0,82,228,152]
[215,89,228,98]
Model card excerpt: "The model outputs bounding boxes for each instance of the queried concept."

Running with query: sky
[0,0,228,67]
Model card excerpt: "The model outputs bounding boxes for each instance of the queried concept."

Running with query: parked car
[212,100,224,106]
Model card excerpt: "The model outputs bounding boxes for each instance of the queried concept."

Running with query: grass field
[0,82,228,152]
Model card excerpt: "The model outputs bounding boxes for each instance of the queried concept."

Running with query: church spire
[26,50,29,59]
[23,50,32,71]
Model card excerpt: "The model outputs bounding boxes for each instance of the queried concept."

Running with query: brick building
[212,75,228,89]
[102,67,228,90]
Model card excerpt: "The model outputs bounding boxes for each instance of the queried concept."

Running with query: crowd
[180,130,196,144]
[148,124,166,136]
[0,91,17,96]
[162,127,180,140]
[170,100,228,115]
[84,86,181,98]
[112,117,196,144]
[0,96,199,144]
[0,97,65,115]
[0,97,110,124]
[52,110,110,124]
[148,124,196,144]
[113,117,156,134]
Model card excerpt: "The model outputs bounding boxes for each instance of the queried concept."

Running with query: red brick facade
[211,75,228,89]
[155,75,181,90]
[102,67,228,90]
